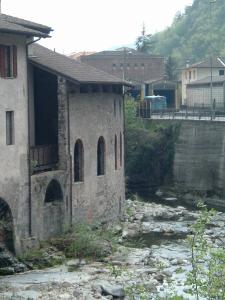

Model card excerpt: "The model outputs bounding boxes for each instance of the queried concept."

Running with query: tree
[135,24,153,54]
[165,56,177,81]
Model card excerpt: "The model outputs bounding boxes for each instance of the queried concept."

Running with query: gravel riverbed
[0,199,225,300]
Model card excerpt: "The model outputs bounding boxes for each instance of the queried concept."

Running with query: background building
[181,57,225,106]
[76,48,165,98]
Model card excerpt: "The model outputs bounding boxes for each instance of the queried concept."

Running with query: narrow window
[114,99,116,117]
[0,45,17,78]
[219,70,224,76]
[193,70,196,79]
[97,136,105,176]
[189,71,192,80]
[74,139,84,182]
[115,135,118,170]
[120,132,123,167]
[6,111,14,145]
[119,100,122,117]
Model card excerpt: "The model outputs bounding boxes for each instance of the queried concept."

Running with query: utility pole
[0,0,2,13]
[210,0,216,109]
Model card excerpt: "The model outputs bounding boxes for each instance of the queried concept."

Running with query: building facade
[181,57,225,105]
[0,14,126,254]
[186,76,225,109]
[76,48,165,98]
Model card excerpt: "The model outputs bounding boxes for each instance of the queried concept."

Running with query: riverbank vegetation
[124,98,180,197]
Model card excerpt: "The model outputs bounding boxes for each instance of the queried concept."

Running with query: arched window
[120,132,123,167]
[115,134,118,170]
[74,139,84,182]
[97,136,105,176]
[45,180,63,203]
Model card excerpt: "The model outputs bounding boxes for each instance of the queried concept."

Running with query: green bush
[187,202,225,300]
[124,98,180,197]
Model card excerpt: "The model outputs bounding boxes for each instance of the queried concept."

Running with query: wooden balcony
[30,144,58,173]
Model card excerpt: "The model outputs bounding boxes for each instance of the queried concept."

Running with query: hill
[151,0,225,67]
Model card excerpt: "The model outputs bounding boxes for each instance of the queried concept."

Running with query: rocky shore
[0,199,225,299]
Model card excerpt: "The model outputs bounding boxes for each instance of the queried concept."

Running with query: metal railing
[30,144,58,172]
[137,101,225,121]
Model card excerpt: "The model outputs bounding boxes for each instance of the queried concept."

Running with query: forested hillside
[151,0,225,66]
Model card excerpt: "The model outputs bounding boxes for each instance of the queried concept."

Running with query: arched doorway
[44,180,64,239]
[45,179,63,203]
[0,198,14,253]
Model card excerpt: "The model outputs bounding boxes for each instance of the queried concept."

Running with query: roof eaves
[29,59,81,84]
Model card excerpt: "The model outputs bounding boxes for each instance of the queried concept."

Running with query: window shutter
[13,46,17,78]
[0,46,6,78]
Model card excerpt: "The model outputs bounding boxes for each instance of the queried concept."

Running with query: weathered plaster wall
[0,34,29,253]
[31,170,69,240]
[69,90,125,223]
[174,121,225,195]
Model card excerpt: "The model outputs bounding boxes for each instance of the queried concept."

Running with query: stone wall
[174,121,225,195]
[69,89,125,224]
[31,170,69,240]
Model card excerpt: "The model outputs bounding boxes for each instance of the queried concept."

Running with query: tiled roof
[187,76,225,86]
[184,57,225,69]
[84,50,163,58]
[0,14,52,37]
[29,44,131,85]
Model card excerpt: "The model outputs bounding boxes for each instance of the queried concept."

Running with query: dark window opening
[115,135,118,170]
[112,85,123,95]
[119,100,122,117]
[6,111,14,145]
[80,85,89,93]
[45,180,63,203]
[114,99,117,117]
[102,85,111,93]
[0,45,17,78]
[189,71,192,80]
[74,139,84,182]
[33,67,58,146]
[97,136,105,176]
[219,70,224,76]
[91,84,100,93]
[0,198,14,253]
[120,132,123,167]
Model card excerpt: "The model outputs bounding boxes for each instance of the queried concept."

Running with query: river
[0,198,224,299]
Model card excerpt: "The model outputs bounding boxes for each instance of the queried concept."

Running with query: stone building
[0,14,127,254]
[76,48,165,98]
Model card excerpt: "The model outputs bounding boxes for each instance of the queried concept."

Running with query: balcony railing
[30,144,58,173]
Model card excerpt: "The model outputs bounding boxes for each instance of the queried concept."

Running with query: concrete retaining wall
[174,121,225,195]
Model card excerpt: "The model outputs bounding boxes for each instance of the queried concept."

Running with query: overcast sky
[2,0,193,54]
